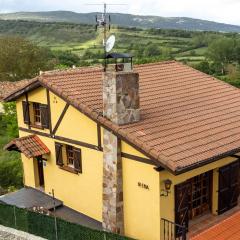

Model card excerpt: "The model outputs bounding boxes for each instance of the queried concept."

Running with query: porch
[161,158,240,240]
[188,203,240,239]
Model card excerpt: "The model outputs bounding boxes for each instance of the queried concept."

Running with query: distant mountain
[0,11,240,32]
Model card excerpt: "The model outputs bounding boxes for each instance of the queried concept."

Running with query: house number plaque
[138,182,149,190]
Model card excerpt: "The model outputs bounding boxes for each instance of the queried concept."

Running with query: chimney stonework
[102,68,140,234]
[103,70,140,125]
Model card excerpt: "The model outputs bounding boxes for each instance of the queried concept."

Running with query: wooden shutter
[218,161,240,215]
[55,143,63,166]
[40,104,49,129]
[73,148,82,173]
[22,101,30,124]
[175,181,190,237]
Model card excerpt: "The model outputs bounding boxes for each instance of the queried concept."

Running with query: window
[33,103,41,126]
[22,101,49,129]
[66,145,74,167]
[55,142,82,174]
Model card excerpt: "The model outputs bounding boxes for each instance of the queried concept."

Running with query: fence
[161,218,186,240]
[0,203,132,240]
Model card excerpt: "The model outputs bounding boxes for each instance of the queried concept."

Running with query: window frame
[32,102,42,126]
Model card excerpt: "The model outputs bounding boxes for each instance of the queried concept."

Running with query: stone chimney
[103,67,140,125]
[102,60,140,234]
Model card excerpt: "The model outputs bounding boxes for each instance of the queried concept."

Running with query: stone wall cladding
[102,129,124,234]
[103,71,140,125]
[102,68,140,234]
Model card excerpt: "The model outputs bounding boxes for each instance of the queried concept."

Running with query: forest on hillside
[1,19,240,194]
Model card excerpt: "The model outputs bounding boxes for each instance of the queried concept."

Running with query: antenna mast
[88,2,126,70]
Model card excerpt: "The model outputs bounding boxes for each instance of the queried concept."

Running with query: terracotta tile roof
[191,211,240,240]
[0,80,32,101]
[4,135,50,158]
[4,61,240,173]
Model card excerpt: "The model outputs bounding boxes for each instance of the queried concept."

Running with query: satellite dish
[105,35,116,52]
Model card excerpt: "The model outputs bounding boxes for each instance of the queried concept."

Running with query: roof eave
[174,147,240,175]
[3,79,40,102]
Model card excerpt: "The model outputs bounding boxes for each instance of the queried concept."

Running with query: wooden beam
[25,93,31,130]
[121,152,156,166]
[97,124,102,151]
[52,103,69,136]
[19,127,100,151]
[46,89,52,135]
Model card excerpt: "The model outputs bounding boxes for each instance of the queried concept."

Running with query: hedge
[0,203,132,240]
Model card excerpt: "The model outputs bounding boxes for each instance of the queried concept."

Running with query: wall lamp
[160,179,172,197]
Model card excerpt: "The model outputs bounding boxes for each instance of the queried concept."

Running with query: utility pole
[50,189,58,240]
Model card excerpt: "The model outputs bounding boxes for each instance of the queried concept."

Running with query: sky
[1,0,240,25]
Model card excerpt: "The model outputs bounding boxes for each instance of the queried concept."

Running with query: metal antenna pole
[104,3,107,71]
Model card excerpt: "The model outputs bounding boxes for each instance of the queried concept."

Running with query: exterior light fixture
[161,179,172,197]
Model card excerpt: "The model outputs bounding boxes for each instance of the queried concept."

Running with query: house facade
[4,61,240,240]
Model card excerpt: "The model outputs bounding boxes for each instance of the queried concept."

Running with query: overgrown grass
[0,112,23,194]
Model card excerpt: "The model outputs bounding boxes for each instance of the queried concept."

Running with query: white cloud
[0,0,240,25]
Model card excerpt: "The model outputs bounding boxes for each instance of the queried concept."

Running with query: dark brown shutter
[22,101,30,124]
[73,148,82,173]
[175,181,190,237]
[218,160,240,214]
[229,161,240,208]
[40,104,49,129]
[55,142,63,166]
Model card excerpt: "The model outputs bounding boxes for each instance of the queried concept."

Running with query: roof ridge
[41,65,103,77]
[135,60,177,68]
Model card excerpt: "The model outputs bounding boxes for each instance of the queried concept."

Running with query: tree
[53,51,80,67]
[207,38,236,75]
[144,43,161,57]
[0,36,53,81]
[2,102,18,138]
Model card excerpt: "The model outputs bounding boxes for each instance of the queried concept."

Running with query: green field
[0,19,224,66]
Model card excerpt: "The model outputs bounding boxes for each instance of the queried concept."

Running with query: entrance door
[37,157,45,187]
[175,181,191,236]
[218,161,240,215]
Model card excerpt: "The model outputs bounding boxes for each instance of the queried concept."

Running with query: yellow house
[4,60,240,240]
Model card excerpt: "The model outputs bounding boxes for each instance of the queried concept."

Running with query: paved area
[54,205,102,230]
[191,211,240,240]
[188,203,240,238]
[0,225,45,240]
[0,187,62,210]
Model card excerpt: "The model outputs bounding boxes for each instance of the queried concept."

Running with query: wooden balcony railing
[161,218,187,240]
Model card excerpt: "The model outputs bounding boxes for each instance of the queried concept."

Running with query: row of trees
[0,36,83,82]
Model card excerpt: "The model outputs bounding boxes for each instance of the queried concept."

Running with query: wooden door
[218,161,240,215]
[175,181,190,236]
[188,171,212,219]
[37,157,45,187]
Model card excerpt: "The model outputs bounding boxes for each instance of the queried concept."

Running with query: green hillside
[0,19,229,65]
[1,11,240,32]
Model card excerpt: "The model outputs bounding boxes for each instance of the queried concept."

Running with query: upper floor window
[33,102,41,126]
[22,101,49,129]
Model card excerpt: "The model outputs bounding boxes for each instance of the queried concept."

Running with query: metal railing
[161,218,187,240]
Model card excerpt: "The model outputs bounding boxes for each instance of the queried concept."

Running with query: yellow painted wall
[122,141,149,159]
[122,157,160,240]
[16,87,103,221]
[19,130,103,221]
[16,87,49,134]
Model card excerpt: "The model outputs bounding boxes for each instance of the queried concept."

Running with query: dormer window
[22,101,49,129]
